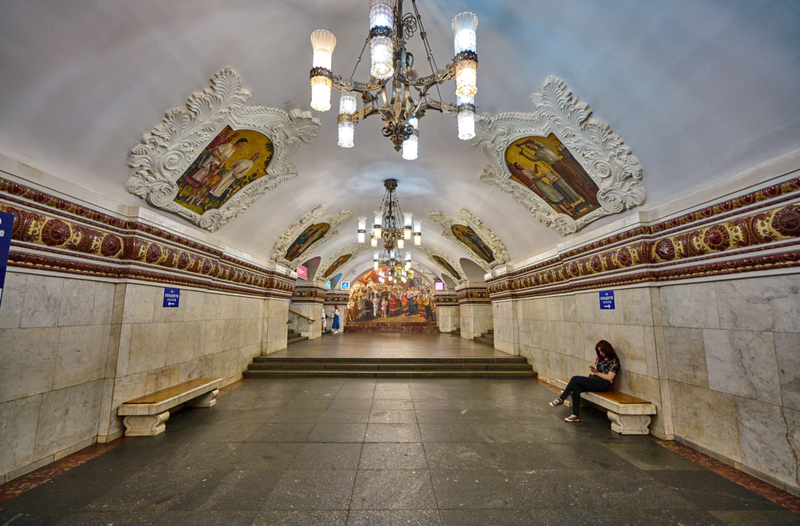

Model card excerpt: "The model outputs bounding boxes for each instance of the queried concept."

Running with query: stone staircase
[287,329,308,346]
[243,355,536,379]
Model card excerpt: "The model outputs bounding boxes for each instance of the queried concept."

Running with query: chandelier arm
[410,0,444,103]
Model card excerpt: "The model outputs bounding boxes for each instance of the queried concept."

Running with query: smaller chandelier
[359,179,421,255]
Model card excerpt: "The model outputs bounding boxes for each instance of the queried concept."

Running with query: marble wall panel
[0,272,26,329]
[183,290,207,322]
[34,380,103,459]
[151,287,186,324]
[0,327,59,403]
[593,294,624,326]
[239,318,262,348]
[704,329,780,403]
[96,378,116,438]
[91,282,116,325]
[127,322,170,374]
[608,324,648,376]
[222,318,243,350]
[115,324,132,377]
[545,297,562,322]
[530,298,547,321]
[121,284,156,324]
[574,293,595,323]
[104,323,122,378]
[774,332,800,411]
[561,295,578,323]
[0,395,42,475]
[716,275,800,333]
[670,381,742,462]
[178,358,203,381]
[165,321,201,366]
[621,288,655,327]
[216,294,235,320]
[58,279,95,327]
[660,283,720,329]
[735,398,800,488]
[200,319,225,356]
[52,325,110,390]
[20,275,63,328]
[579,323,611,362]
[144,364,180,393]
[662,327,708,387]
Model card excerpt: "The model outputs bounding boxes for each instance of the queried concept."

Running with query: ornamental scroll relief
[428,208,510,271]
[127,67,321,232]
[271,206,353,270]
[473,76,645,236]
[418,247,466,285]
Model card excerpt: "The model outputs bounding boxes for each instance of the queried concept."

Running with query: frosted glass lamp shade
[311,30,337,68]
[358,231,366,243]
[374,261,379,271]
[339,91,357,114]
[370,38,393,79]
[397,238,404,249]
[310,78,332,112]
[371,236,378,247]
[402,135,418,160]
[405,252,411,262]
[455,60,477,97]
[452,12,478,54]
[310,30,337,112]
[338,121,354,148]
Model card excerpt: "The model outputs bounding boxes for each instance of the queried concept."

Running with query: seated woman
[549,340,620,422]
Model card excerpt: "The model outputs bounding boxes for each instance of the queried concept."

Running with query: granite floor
[1,334,798,525]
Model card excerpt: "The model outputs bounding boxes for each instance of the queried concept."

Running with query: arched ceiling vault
[1,0,798,270]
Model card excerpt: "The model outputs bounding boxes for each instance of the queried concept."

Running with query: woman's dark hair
[595,340,618,361]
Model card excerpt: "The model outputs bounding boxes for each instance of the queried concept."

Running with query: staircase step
[252,356,528,364]
[243,369,537,379]
[247,363,533,372]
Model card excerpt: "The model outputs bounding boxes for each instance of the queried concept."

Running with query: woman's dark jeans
[560,375,610,416]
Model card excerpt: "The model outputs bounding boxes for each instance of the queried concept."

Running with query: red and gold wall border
[488,180,800,300]
[291,284,328,304]
[324,290,349,307]
[456,286,491,305]
[434,291,459,305]
[0,178,295,299]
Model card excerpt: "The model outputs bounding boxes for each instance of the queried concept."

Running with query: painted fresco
[347,269,436,324]
[174,126,274,214]
[285,223,330,262]
[451,224,494,264]
[432,255,462,280]
[505,133,600,219]
[323,254,352,278]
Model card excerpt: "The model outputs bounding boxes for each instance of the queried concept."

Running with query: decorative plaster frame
[271,206,353,270]
[428,208,510,271]
[419,247,466,284]
[473,76,645,236]
[127,67,321,232]
[317,245,369,280]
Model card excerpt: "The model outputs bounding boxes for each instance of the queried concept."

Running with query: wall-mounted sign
[599,290,615,310]
[163,288,180,308]
[296,264,308,280]
[434,281,444,291]
[0,211,15,309]
[340,281,350,290]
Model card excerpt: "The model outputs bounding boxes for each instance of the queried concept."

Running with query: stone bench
[117,377,223,436]
[556,378,656,435]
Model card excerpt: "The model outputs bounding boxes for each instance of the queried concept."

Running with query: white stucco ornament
[271,206,353,269]
[126,67,321,232]
[473,76,645,236]
[418,247,466,285]
[428,208,510,271]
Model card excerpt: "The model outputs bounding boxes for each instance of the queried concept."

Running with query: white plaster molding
[418,247,466,284]
[126,67,321,232]
[271,206,353,269]
[473,76,646,236]
[428,208,510,271]
[317,245,369,279]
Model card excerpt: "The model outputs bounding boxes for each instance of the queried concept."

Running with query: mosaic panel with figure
[346,269,436,324]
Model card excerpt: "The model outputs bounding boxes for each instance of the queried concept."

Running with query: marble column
[434,290,459,333]
[456,282,492,340]
[324,289,349,334]
[290,282,327,339]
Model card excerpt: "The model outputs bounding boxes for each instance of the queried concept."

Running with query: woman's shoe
[564,414,581,422]
[549,398,564,407]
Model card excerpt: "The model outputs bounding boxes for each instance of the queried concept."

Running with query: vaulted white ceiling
[1,0,799,282]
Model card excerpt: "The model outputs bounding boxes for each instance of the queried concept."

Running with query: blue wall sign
[0,211,15,309]
[599,290,615,310]
[340,281,350,290]
[163,288,180,308]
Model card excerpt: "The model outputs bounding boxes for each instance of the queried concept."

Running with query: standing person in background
[321,306,327,333]
[332,307,340,335]
[549,340,620,422]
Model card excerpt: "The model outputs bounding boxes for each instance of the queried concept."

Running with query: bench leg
[607,411,651,435]
[123,411,170,436]
[187,389,220,408]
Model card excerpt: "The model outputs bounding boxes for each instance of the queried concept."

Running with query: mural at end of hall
[505,134,600,219]
[174,126,274,214]
[347,269,436,324]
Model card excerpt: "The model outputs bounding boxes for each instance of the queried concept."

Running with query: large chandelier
[358,179,421,252]
[310,0,479,160]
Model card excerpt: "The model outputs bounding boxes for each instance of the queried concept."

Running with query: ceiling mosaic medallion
[271,206,353,270]
[428,208,510,271]
[473,76,646,236]
[127,67,321,232]
[318,245,369,280]
[419,247,466,284]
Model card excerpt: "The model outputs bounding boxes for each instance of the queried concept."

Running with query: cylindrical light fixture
[310,30,337,111]
[373,251,379,271]
[403,212,413,239]
[413,220,422,246]
[369,0,395,80]
[397,238,404,249]
[373,211,383,238]
[457,94,476,140]
[402,117,418,161]
[337,91,357,148]
[452,12,478,98]
[357,216,367,243]
[371,236,378,247]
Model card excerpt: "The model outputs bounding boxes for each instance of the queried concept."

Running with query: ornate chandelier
[309,0,479,160]
[358,179,420,253]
